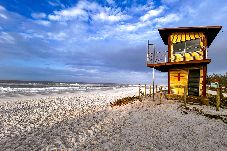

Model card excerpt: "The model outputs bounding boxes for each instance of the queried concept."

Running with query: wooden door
[188,69,200,96]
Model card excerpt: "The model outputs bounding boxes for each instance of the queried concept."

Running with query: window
[186,39,200,52]
[173,39,200,54]
[173,42,185,54]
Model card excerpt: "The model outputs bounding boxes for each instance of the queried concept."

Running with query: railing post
[144,84,146,97]
[147,51,149,63]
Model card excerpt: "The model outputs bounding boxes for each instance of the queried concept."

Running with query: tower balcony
[146,49,211,72]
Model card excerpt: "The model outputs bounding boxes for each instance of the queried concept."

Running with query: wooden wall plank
[177,34,181,43]
[195,33,200,39]
[186,33,190,40]
[199,32,204,38]
[169,69,188,95]
[190,32,195,40]
[181,32,186,41]
[172,34,177,43]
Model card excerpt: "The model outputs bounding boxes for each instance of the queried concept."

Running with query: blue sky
[0,0,227,84]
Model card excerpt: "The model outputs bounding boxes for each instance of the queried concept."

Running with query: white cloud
[20,30,67,41]
[48,1,58,6]
[48,5,87,21]
[161,0,179,4]
[0,13,7,19]
[47,32,67,40]
[48,0,65,8]
[57,7,85,18]
[78,0,101,12]
[31,12,46,19]
[0,5,6,11]
[136,1,154,12]
[19,33,33,39]
[140,6,165,22]
[0,32,15,44]
[106,0,115,5]
[93,11,130,22]
[34,20,51,26]
[118,21,150,32]
[48,14,61,21]
[90,20,156,42]
[0,5,7,19]
[91,3,131,23]
[154,13,180,24]
[48,0,130,23]
[119,24,138,31]
[65,66,99,74]
[20,31,45,40]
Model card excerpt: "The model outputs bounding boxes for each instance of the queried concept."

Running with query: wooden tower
[147,26,222,96]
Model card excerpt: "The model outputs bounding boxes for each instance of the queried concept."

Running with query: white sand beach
[0,87,227,150]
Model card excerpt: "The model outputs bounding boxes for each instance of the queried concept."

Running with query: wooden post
[144,84,147,97]
[160,86,163,104]
[167,35,171,95]
[149,85,151,97]
[184,86,187,108]
[216,88,221,111]
[202,65,207,96]
[152,68,155,101]
[168,71,170,94]
[139,84,141,97]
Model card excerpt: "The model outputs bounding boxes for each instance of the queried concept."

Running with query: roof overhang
[158,26,222,47]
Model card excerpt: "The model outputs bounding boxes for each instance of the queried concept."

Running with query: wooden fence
[138,84,164,103]
[138,84,224,111]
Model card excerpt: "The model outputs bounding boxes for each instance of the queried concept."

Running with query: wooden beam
[202,35,206,59]
[147,59,211,72]
[168,34,171,62]
[202,65,207,96]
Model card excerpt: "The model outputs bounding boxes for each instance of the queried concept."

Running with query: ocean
[0,80,128,99]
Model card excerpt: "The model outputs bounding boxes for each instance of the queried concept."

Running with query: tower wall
[168,66,206,96]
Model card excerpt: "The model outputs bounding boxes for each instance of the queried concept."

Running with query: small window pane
[173,42,185,54]
[186,39,200,52]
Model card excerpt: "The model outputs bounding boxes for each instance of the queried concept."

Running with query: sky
[0,0,227,84]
